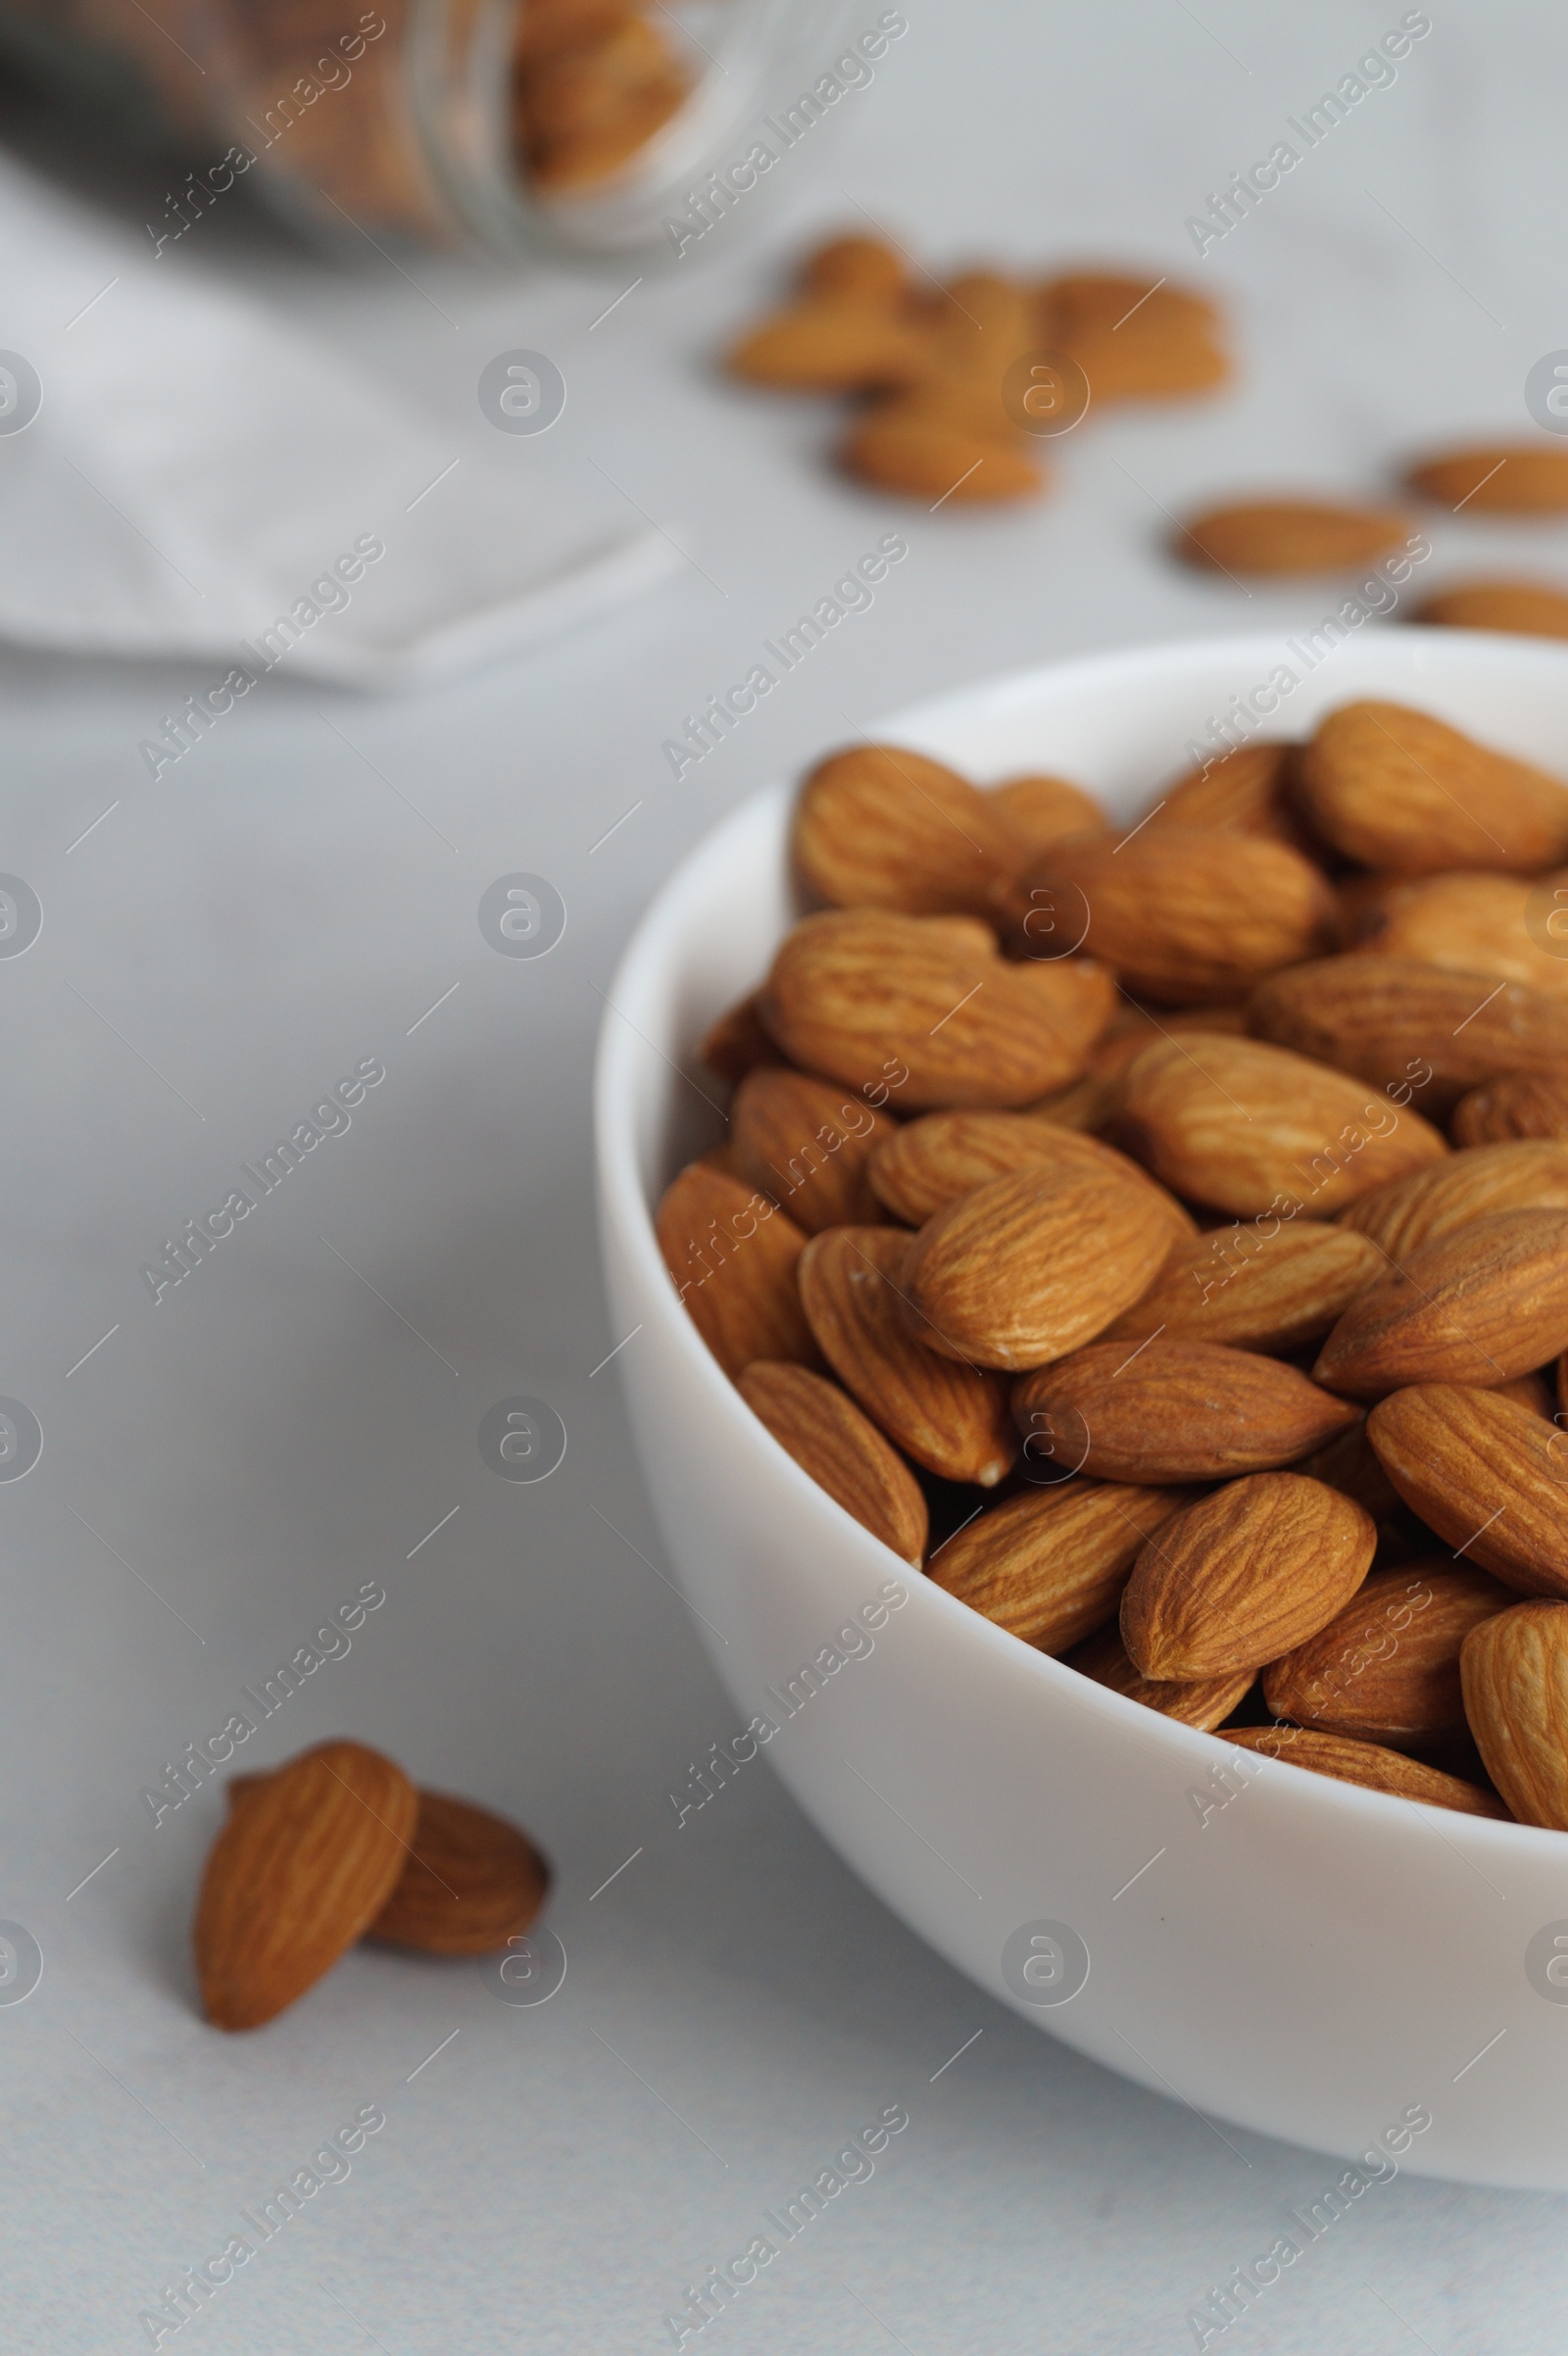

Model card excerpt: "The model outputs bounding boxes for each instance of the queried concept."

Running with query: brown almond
[1340,1140,1568,1259]
[928,1479,1191,1653]
[1415,578,1568,640]
[1249,955,1568,1112]
[798,233,906,304]
[699,990,782,1087]
[1023,1005,1247,1134]
[369,1792,551,1956]
[1452,1071,1568,1147]
[761,908,1115,1110]
[1063,1621,1252,1730]
[1263,1561,1512,1748]
[1139,741,1322,854]
[901,1157,1178,1372]
[1293,1420,1414,1540]
[1041,274,1228,402]
[1367,1384,1568,1597]
[1115,1032,1448,1216]
[1220,1723,1507,1817]
[792,742,1023,918]
[1102,1218,1382,1355]
[731,1067,892,1234]
[1343,869,1568,998]
[1407,443,1568,515]
[1175,500,1411,576]
[840,403,1043,503]
[867,1108,1193,1239]
[726,300,933,392]
[1001,828,1334,1005]
[988,773,1107,859]
[798,1225,1015,1486]
[1014,1339,1358,1485]
[1495,1368,1555,1419]
[1296,701,1568,874]
[927,270,1036,383]
[656,1162,820,1380]
[1314,1209,1568,1399]
[1460,1601,1568,1827]
[738,1360,927,1565]
[194,1739,417,2030]
[1121,1473,1373,1678]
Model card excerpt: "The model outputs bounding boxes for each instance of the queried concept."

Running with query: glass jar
[0,0,875,261]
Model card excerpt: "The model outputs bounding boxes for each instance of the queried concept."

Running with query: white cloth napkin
[0,152,675,688]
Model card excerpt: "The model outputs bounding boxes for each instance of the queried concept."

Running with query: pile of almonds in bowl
[658,701,1568,1832]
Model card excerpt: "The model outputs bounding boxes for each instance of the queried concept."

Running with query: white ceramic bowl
[595,629,1568,2189]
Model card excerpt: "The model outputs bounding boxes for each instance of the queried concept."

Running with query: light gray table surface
[6,3,1568,2348]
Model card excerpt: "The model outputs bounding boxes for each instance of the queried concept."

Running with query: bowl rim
[594,626,1568,1857]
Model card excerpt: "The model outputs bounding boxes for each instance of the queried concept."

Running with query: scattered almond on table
[659,699,1568,1827]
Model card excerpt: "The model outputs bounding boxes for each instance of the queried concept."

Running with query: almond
[1496,1368,1555,1419]
[760,908,1114,1110]
[900,1156,1179,1371]
[1041,273,1228,401]
[1014,1339,1358,1485]
[798,233,906,304]
[928,270,1036,384]
[738,1359,928,1565]
[699,990,782,1087]
[1024,1005,1248,1134]
[731,1067,892,1234]
[928,1478,1191,1652]
[1121,1472,1374,1678]
[1263,1561,1512,1747]
[1295,702,1568,874]
[1340,1140,1568,1258]
[1313,1209,1568,1399]
[1115,1033,1448,1216]
[988,773,1107,859]
[792,742,1023,918]
[194,1739,417,2030]
[1460,1601,1568,1827]
[1001,828,1334,1005]
[369,1792,551,1956]
[1220,1723,1507,1817]
[1063,1621,1252,1730]
[1175,500,1412,576]
[1102,1217,1382,1354]
[840,402,1044,503]
[1452,1072,1568,1147]
[1343,869,1568,998]
[1139,741,1321,854]
[1406,443,1568,515]
[867,1108,1193,1239]
[1367,1384,1568,1597]
[726,300,934,392]
[798,1225,1015,1486]
[1415,578,1568,640]
[1249,955,1568,1111]
[656,1162,820,1379]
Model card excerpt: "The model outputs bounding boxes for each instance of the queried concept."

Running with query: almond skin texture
[1460,1602,1568,1827]
[1296,702,1568,875]
[731,1067,892,1234]
[1345,870,1568,998]
[1220,1724,1507,1818]
[1140,742,1320,854]
[1340,1140,1568,1259]
[1121,1473,1374,1679]
[1453,1072,1568,1148]
[194,1740,418,2030]
[927,1479,1191,1653]
[902,1157,1178,1373]
[761,908,1115,1111]
[1014,1340,1358,1485]
[1063,1622,1253,1730]
[1176,500,1411,576]
[699,991,782,1087]
[1249,955,1568,1112]
[1416,579,1568,640]
[1001,828,1334,1006]
[1407,444,1568,515]
[988,773,1106,859]
[738,1360,928,1565]
[793,742,1023,919]
[369,1792,551,1956]
[1264,1561,1512,1748]
[657,1163,820,1380]
[1102,1218,1383,1355]
[1116,1033,1448,1216]
[1367,1384,1568,1598]
[799,1225,1015,1486]
[1313,1209,1568,1399]
[726,300,933,392]
[868,1107,1194,1238]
